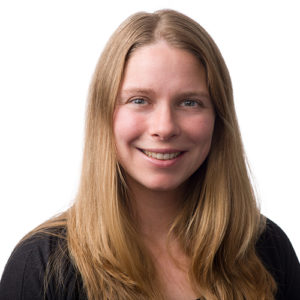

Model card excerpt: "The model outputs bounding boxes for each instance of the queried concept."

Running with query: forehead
[120,41,208,94]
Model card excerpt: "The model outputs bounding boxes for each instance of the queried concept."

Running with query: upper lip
[138,148,185,153]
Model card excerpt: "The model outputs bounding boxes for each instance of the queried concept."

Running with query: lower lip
[139,150,185,168]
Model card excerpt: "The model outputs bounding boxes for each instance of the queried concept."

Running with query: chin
[126,174,186,194]
[143,180,183,193]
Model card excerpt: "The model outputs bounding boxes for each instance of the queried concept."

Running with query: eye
[130,98,147,105]
[180,99,202,107]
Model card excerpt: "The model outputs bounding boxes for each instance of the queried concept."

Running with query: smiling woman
[114,42,215,193]
[0,8,300,300]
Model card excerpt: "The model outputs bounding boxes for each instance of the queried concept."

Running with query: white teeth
[143,150,181,160]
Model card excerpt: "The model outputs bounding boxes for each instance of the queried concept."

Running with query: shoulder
[0,231,58,299]
[0,228,84,300]
[256,218,300,299]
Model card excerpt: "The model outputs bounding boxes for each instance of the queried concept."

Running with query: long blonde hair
[31,9,277,299]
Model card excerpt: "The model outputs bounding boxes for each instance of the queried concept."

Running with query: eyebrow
[176,91,211,100]
[119,88,210,100]
[119,88,155,97]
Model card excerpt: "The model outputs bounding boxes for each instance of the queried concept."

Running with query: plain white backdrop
[0,0,299,276]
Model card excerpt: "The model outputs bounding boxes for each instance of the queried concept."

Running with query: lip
[137,148,185,167]
[138,148,184,153]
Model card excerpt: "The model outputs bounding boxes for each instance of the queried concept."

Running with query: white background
[0,0,299,277]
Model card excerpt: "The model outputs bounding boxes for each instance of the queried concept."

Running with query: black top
[0,219,299,299]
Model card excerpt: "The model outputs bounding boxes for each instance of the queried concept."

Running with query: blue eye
[131,98,147,105]
[181,99,199,107]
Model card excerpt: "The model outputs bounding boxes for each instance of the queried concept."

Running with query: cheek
[187,115,215,144]
[113,108,145,145]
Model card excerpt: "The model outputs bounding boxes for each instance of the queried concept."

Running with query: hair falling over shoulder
[31,9,277,300]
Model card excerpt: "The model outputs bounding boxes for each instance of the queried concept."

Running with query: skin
[113,41,215,299]
[114,41,215,195]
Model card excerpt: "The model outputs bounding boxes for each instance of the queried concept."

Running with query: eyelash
[130,98,147,105]
[180,99,203,107]
[128,97,204,108]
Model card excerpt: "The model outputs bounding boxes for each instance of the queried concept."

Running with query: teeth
[143,150,181,160]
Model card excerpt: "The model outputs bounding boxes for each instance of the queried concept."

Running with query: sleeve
[273,221,300,299]
[0,233,86,300]
[257,218,300,300]
[0,236,51,300]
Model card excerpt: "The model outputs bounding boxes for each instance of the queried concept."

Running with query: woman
[0,9,299,300]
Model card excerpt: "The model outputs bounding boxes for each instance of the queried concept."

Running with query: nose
[148,104,180,141]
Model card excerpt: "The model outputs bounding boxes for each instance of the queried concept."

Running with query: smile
[141,150,182,160]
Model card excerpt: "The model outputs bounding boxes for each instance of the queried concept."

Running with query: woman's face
[113,41,215,193]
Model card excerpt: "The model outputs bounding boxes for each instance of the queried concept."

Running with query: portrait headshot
[0,1,299,299]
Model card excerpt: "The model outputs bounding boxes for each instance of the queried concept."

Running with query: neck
[128,180,183,247]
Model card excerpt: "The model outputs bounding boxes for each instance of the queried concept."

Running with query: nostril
[149,117,180,140]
